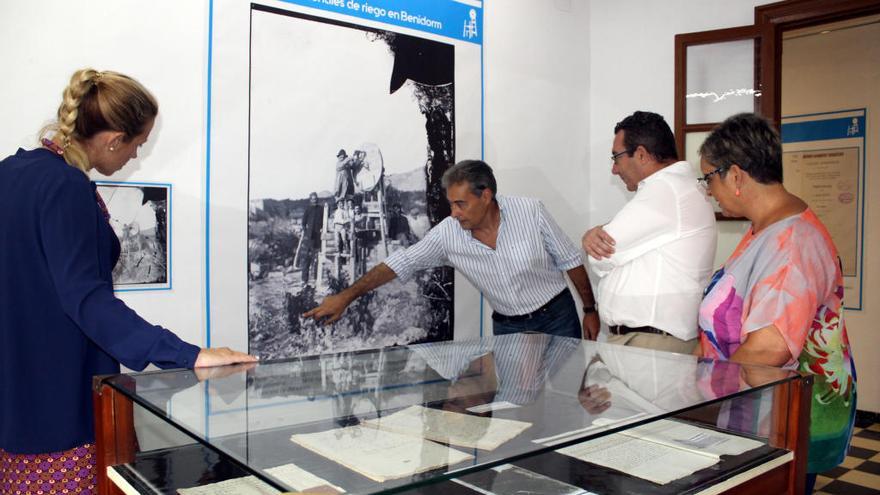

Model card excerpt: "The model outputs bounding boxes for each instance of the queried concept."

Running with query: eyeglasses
[697,167,728,188]
[610,150,629,164]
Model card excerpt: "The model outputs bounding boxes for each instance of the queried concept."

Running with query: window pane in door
[686,39,758,124]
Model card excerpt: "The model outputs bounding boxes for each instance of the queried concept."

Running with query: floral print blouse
[698,208,856,473]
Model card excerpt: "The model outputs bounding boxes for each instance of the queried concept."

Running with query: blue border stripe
[205,0,215,439]
[276,0,483,44]
[478,0,485,338]
[206,0,215,348]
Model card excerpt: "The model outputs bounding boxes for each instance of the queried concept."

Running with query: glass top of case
[103,334,800,494]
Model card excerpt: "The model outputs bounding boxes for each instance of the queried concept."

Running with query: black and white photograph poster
[238,1,483,358]
[208,0,483,356]
[96,182,171,291]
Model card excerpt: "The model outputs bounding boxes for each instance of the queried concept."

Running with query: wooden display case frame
[93,372,812,494]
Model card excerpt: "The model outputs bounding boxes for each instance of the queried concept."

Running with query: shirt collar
[460,194,505,240]
[638,160,691,189]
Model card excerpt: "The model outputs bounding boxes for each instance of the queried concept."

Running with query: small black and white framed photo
[95,181,171,291]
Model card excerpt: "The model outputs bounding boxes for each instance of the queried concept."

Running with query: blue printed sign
[782,115,865,143]
[279,0,483,44]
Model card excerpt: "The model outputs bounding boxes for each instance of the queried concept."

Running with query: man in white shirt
[582,111,716,354]
[305,160,600,339]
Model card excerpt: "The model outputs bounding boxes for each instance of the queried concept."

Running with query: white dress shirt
[588,161,716,341]
[385,195,582,316]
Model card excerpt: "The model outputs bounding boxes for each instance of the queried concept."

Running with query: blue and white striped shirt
[384,195,582,316]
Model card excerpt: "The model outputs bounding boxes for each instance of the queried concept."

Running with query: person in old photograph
[333,198,352,255]
[0,68,255,492]
[388,202,415,245]
[351,204,375,246]
[582,111,716,354]
[334,149,364,202]
[305,159,600,339]
[334,149,347,200]
[352,204,366,230]
[299,191,324,284]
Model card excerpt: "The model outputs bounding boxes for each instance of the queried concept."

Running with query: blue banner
[278,0,483,44]
[782,115,865,143]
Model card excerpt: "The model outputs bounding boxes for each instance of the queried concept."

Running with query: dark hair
[613,111,678,162]
[699,113,782,184]
[441,160,497,198]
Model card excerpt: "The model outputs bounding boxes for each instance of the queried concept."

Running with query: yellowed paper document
[363,405,532,450]
[556,420,763,485]
[557,433,718,485]
[265,464,345,493]
[784,148,859,275]
[290,425,473,482]
[625,419,763,457]
[177,476,278,495]
[177,463,344,495]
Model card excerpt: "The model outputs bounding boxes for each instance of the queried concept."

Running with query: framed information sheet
[782,109,866,310]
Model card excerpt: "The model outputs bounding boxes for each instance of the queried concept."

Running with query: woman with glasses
[696,113,856,494]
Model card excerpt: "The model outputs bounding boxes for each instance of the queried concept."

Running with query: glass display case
[93,334,811,494]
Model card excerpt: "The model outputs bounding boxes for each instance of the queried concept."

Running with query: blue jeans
[492,289,581,338]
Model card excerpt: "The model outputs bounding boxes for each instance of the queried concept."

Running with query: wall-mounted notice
[209,0,483,356]
[96,182,171,291]
[782,109,866,310]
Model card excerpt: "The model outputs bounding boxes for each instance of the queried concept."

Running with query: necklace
[41,138,110,220]
[41,138,65,156]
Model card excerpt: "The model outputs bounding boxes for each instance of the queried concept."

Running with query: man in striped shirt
[305,160,599,339]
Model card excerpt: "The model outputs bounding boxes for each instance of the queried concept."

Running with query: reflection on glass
[106,336,798,493]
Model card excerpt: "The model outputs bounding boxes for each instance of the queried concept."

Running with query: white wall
[0,0,210,352]
[587,0,768,262]
[481,0,592,332]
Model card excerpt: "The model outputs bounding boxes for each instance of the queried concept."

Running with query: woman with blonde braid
[0,69,255,494]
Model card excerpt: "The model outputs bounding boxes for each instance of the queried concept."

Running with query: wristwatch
[582,304,597,314]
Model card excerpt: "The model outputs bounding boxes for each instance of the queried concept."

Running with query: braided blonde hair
[41,68,158,173]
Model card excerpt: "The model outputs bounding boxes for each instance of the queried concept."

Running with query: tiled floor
[815,422,880,494]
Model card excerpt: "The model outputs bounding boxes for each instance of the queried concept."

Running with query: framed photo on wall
[95,182,172,291]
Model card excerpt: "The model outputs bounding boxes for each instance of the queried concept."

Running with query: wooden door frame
[674,0,880,151]
[673,24,766,162]
[756,0,880,127]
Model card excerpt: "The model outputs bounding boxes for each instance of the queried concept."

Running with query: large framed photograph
[95,182,171,291]
[208,0,483,354]
[247,5,458,359]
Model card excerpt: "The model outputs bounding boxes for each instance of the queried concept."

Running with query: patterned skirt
[0,443,96,495]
